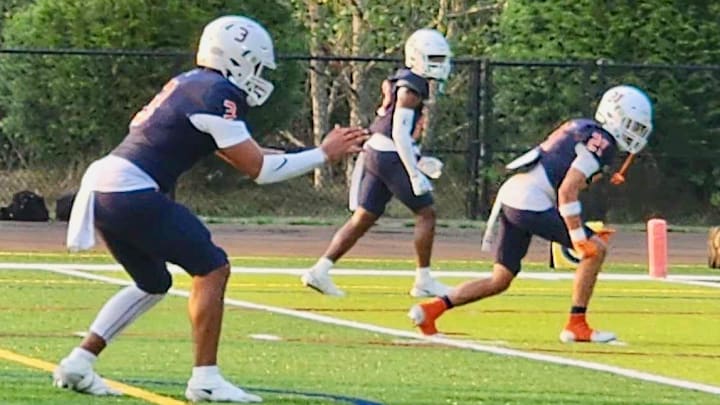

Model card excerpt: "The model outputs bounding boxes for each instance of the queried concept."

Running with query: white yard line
[2,262,720,282]
[11,263,719,397]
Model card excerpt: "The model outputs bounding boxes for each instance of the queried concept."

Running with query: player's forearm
[558,178,585,239]
[393,107,420,178]
[254,148,327,184]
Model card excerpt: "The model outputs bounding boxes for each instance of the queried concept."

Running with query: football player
[300,29,452,298]
[55,15,367,403]
[409,85,654,343]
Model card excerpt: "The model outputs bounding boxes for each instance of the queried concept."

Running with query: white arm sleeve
[189,114,252,148]
[254,148,327,184]
[392,107,420,178]
[571,143,601,178]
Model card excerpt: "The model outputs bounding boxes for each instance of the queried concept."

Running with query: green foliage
[0,0,305,164]
[491,0,720,215]
[0,0,34,41]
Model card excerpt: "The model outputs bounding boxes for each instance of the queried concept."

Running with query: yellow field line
[0,348,185,405]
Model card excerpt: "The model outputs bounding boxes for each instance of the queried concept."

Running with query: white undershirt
[497,163,556,211]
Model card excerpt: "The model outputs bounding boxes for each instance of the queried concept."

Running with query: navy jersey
[112,69,249,193]
[367,68,428,139]
[539,118,618,189]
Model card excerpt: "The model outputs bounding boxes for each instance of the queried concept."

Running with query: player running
[301,28,453,298]
[54,15,366,402]
[409,85,654,343]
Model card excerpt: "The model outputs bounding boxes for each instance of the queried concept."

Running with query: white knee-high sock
[89,285,164,342]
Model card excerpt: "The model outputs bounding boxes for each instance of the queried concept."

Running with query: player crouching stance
[54,16,366,402]
[301,28,453,298]
[409,85,654,343]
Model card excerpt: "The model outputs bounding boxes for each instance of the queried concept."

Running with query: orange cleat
[408,299,448,336]
[560,314,616,343]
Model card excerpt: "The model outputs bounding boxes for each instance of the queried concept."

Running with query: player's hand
[573,236,607,259]
[320,126,369,162]
[410,172,433,196]
[573,240,599,259]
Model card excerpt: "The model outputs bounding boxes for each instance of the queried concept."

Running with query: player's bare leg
[413,205,435,268]
[189,264,230,366]
[78,333,106,356]
[560,236,616,343]
[410,205,451,297]
[301,208,378,296]
[185,263,262,402]
[409,263,514,335]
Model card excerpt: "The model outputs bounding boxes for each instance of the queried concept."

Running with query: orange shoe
[408,299,447,335]
[560,315,616,343]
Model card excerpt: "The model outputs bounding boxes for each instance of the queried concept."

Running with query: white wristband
[559,201,582,218]
[569,227,587,242]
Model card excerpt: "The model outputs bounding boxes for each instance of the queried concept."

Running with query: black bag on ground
[55,192,77,222]
[1,190,50,222]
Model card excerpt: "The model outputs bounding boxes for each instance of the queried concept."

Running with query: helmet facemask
[226,52,275,107]
[617,116,651,155]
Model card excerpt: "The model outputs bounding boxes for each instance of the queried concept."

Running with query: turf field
[0,254,718,404]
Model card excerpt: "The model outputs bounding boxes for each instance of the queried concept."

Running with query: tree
[0,0,34,41]
[491,0,720,218]
[292,0,498,188]
[0,0,305,165]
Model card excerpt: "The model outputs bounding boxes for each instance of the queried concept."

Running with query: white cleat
[53,357,121,396]
[185,375,262,403]
[559,329,617,343]
[410,277,452,298]
[300,270,346,297]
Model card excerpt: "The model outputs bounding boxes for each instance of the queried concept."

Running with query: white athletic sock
[313,257,334,276]
[415,266,431,281]
[191,365,221,384]
[67,347,97,364]
[89,285,165,342]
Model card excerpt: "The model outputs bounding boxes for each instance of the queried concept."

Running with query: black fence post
[465,60,481,219]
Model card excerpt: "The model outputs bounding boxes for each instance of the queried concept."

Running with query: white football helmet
[196,16,276,107]
[594,85,653,154]
[405,29,452,81]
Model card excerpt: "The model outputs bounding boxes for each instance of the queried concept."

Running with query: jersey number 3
[130,79,179,127]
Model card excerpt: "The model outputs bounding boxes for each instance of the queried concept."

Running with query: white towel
[480,186,504,252]
[348,152,365,212]
[66,161,100,252]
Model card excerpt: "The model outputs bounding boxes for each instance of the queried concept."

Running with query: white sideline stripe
[27,264,720,397]
[2,262,720,283]
[662,279,720,289]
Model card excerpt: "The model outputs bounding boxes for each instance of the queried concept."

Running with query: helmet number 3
[234,26,249,43]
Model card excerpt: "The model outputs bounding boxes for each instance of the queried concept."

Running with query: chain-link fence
[0,49,718,222]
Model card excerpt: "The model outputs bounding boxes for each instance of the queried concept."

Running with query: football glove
[410,173,433,196]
